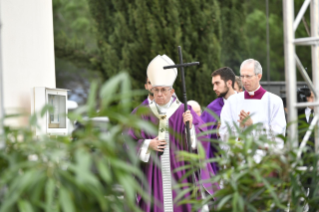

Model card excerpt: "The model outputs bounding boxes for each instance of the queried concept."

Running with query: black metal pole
[177,47,191,152]
[177,46,197,190]
[164,62,199,69]
[266,0,271,90]
[163,46,200,195]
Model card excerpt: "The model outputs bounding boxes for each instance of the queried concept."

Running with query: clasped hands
[238,110,253,128]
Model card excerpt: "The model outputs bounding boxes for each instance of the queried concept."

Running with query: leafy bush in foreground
[0,73,154,212]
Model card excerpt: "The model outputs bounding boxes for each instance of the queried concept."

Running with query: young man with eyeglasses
[200,67,236,173]
[219,59,286,162]
[128,54,219,212]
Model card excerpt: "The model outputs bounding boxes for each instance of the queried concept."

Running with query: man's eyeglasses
[239,74,258,79]
[151,87,171,94]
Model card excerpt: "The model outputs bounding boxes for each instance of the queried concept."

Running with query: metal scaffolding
[283,0,319,151]
[0,1,5,149]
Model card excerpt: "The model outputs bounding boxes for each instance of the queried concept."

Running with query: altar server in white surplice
[219,59,286,161]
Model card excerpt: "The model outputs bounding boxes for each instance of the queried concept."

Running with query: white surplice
[219,91,286,162]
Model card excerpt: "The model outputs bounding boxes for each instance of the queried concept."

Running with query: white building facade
[0,0,56,126]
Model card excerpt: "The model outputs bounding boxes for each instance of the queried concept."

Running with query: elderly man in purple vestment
[219,59,286,162]
[187,100,202,117]
[128,54,219,212]
[200,67,236,173]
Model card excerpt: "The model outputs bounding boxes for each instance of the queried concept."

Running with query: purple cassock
[200,97,224,173]
[131,98,150,114]
[128,99,219,212]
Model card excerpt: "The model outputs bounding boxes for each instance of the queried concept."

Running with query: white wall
[0,0,56,126]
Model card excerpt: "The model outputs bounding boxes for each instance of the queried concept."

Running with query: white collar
[305,107,312,113]
[223,91,237,103]
[156,97,173,114]
[305,107,313,122]
[148,96,153,104]
[248,85,260,96]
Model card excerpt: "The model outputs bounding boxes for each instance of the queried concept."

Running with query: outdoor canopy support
[283,0,319,153]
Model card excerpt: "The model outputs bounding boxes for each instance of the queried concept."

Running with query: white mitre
[147,54,178,87]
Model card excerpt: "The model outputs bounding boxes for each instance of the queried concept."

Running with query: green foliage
[86,0,223,106]
[1,73,317,211]
[53,0,314,107]
[53,0,101,104]
[244,0,313,81]
[245,8,284,81]
[0,73,154,211]
[180,122,319,211]
[53,0,96,50]
[219,0,249,74]
[54,0,222,106]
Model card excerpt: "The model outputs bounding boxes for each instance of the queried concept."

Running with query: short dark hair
[301,87,311,97]
[211,67,236,88]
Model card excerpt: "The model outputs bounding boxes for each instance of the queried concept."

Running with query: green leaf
[87,81,98,117]
[217,194,232,209]
[118,175,136,203]
[247,204,259,212]
[238,194,245,211]
[232,191,238,211]
[109,159,143,179]
[97,161,112,183]
[18,200,34,212]
[29,113,38,126]
[100,72,131,110]
[45,179,55,212]
[247,188,266,202]
[196,142,206,160]
[119,72,131,112]
[174,186,193,203]
[41,104,54,117]
[70,149,99,187]
[59,187,75,212]
[133,119,157,135]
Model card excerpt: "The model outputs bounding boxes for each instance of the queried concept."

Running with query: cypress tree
[83,0,222,105]
[219,0,249,74]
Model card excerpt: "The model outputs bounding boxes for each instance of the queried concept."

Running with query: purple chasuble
[200,97,224,173]
[141,98,149,105]
[128,101,219,212]
[244,86,266,99]
[131,98,150,114]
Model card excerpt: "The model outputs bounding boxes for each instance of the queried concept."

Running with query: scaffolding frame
[283,0,319,152]
[0,1,5,149]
